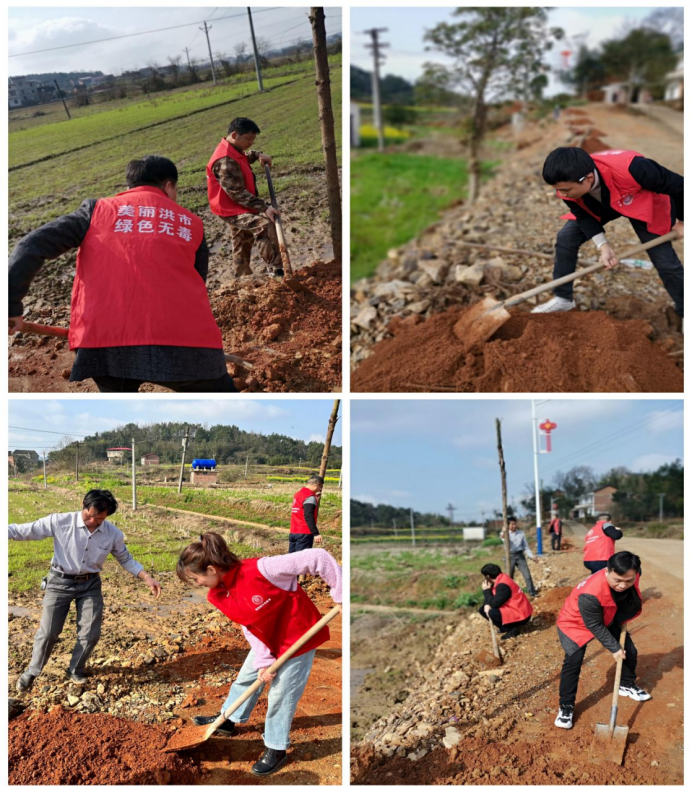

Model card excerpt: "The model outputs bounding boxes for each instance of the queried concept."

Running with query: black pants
[288,533,315,553]
[584,560,609,574]
[478,606,531,633]
[553,218,683,317]
[559,622,637,707]
[551,533,562,551]
[93,372,238,393]
[509,553,537,596]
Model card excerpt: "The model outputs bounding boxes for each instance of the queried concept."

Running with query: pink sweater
[240,549,342,669]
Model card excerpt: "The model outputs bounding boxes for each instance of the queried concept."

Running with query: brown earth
[351,307,683,393]
[8,177,342,394]
[350,542,683,785]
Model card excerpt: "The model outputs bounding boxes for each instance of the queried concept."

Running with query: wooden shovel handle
[504,230,680,309]
[21,322,69,338]
[489,616,501,660]
[264,163,293,276]
[213,605,341,728]
[611,626,628,710]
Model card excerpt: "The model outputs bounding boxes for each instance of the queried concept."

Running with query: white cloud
[631,453,677,472]
[309,433,326,443]
[388,489,411,498]
[152,401,288,422]
[353,493,377,504]
[647,409,684,435]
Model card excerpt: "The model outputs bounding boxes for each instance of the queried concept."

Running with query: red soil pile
[212,259,341,392]
[580,136,610,154]
[351,308,683,393]
[564,109,589,116]
[9,707,198,785]
[351,732,675,785]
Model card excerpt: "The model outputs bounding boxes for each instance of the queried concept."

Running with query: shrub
[454,591,481,608]
[482,535,503,547]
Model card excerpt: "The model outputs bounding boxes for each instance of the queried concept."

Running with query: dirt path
[351,542,683,784]
[353,603,455,617]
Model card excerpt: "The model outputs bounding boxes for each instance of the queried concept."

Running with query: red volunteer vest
[290,487,319,535]
[583,520,618,562]
[558,150,671,236]
[550,518,562,535]
[207,558,329,658]
[70,186,222,350]
[207,138,259,217]
[493,572,533,624]
[557,568,642,648]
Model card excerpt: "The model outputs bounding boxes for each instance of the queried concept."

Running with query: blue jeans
[221,648,316,750]
[554,218,683,317]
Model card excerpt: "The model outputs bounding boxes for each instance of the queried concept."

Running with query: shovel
[264,163,294,278]
[163,604,340,753]
[13,322,254,370]
[452,230,680,350]
[591,626,629,765]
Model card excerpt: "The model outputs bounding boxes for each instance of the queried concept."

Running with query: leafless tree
[168,55,182,86]
[234,41,248,67]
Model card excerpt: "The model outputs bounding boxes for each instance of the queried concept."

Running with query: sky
[8,6,342,76]
[351,399,683,521]
[8,399,342,453]
[351,6,663,97]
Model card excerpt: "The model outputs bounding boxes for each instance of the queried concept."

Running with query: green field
[351,544,506,611]
[350,152,496,282]
[9,57,342,235]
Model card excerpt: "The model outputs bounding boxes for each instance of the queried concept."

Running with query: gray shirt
[506,530,534,558]
[8,511,144,577]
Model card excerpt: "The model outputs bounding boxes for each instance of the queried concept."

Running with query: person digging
[583,512,623,574]
[207,116,283,278]
[288,475,324,554]
[8,156,236,393]
[554,551,650,730]
[500,518,538,597]
[549,514,563,551]
[9,489,161,692]
[177,532,342,776]
[533,147,683,319]
[478,563,533,640]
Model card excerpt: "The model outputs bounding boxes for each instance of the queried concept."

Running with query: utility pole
[54,79,71,119]
[178,427,190,494]
[247,7,265,92]
[200,21,217,85]
[392,518,397,537]
[43,452,47,490]
[658,493,666,522]
[299,458,302,469]
[531,400,544,556]
[183,46,192,71]
[131,438,137,511]
[446,503,455,526]
[410,508,416,548]
[363,28,388,152]
[244,454,249,479]
[496,419,511,575]
[338,467,342,490]
[75,442,79,482]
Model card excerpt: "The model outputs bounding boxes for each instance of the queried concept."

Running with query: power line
[9,8,280,58]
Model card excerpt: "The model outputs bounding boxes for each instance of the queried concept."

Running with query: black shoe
[501,627,521,641]
[16,672,36,693]
[67,671,89,685]
[272,269,285,279]
[191,714,236,736]
[252,748,288,776]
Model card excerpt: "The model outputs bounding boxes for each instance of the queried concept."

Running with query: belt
[50,569,100,582]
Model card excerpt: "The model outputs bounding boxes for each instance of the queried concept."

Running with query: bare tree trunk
[496,419,511,575]
[309,7,342,263]
[319,399,340,481]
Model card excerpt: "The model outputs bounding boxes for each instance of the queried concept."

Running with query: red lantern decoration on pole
[539,419,558,453]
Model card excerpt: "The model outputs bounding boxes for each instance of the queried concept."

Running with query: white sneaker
[554,704,574,729]
[619,684,652,702]
[531,296,576,314]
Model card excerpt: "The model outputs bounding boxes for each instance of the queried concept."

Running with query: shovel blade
[163,723,216,753]
[590,723,629,766]
[452,298,511,352]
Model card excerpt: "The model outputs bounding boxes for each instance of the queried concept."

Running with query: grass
[350,151,496,282]
[351,545,506,611]
[9,57,342,235]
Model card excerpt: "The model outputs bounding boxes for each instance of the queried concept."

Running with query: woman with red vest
[8,156,236,393]
[177,533,342,776]
[583,512,623,573]
[289,475,324,553]
[206,117,283,278]
[532,147,683,318]
[549,514,563,551]
[554,551,650,730]
[478,563,533,640]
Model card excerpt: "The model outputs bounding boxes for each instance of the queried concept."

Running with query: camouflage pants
[223,214,282,277]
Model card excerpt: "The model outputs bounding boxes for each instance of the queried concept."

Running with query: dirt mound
[533,585,573,612]
[9,707,198,785]
[212,259,342,392]
[351,733,674,785]
[351,307,683,393]
[580,135,610,154]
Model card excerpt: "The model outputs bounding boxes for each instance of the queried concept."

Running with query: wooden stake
[496,419,511,575]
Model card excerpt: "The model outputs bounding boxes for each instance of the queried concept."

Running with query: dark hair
[607,551,641,576]
[126,155,178,189]
[481,563,502,579]
[228,117,260,137]
[542,147,595,185]
[307,474,324,485]
[176,532,240,582]
[508,517,517,524]
[83,489,118,516]
[597,512,612,521]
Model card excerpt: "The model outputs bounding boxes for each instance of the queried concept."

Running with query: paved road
[636,103,684,137]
